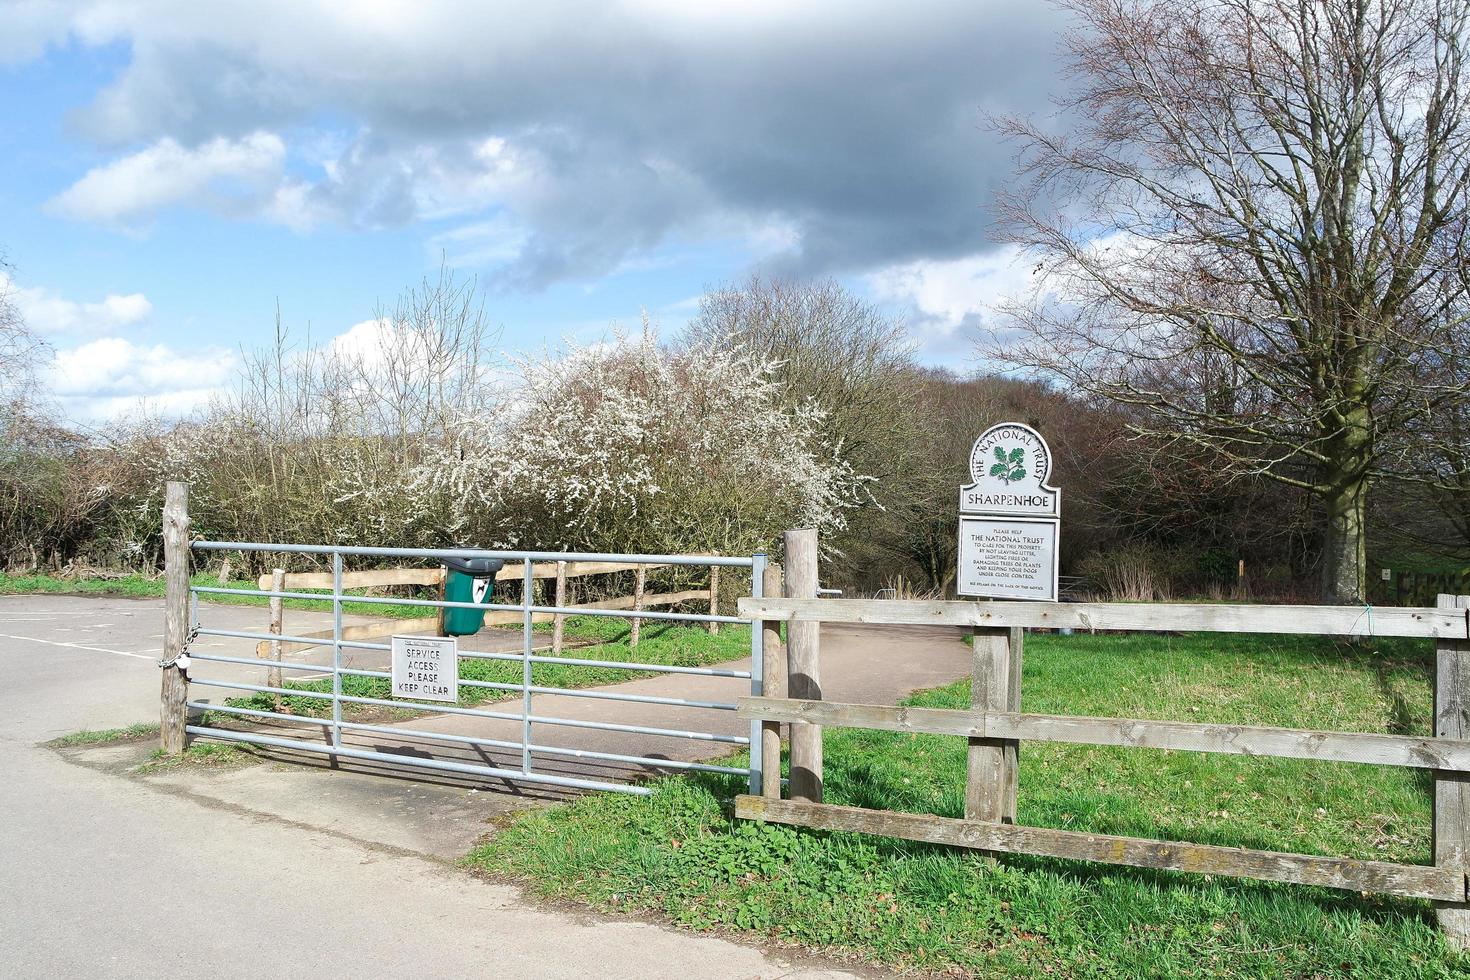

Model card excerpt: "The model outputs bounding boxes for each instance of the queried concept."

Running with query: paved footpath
[0,593,969,979]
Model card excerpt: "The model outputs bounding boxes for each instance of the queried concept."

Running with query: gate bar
[748,551,766,795]
[188,585,749,624]
[189,702,749,776]
[521,557,534,774]
[184,725,653,795]
[189,629,752,678]
[331,551,343,748]
[185,652,738,710]
[189,677,750,742]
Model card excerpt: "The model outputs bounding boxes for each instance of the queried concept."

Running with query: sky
[1,0,1070,422]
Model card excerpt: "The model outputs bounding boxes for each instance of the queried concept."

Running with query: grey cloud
[50,1,1073,288]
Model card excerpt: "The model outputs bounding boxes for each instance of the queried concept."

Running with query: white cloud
[867,245,1038,356]
[49,337,236,420]
[48,131,287,228]
[2,275,153,334]
[0,1,74,65]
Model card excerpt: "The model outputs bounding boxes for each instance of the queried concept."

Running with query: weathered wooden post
[160,481,190,755]
[267,567,285,711]
[435,567,448,636]
[1003,626,1023,820]
[1435,593,1470,948]
[967,628,1011,823]
[708,560,721,635]
[552,560,568,655]
[784,528,822,802]
[760,561,786,799]
[629,565,646,648]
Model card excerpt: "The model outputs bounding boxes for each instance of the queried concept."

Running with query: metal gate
[178,541,767,796]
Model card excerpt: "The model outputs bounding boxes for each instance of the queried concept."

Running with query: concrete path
[0,593,889,979]
[0,593,971,979]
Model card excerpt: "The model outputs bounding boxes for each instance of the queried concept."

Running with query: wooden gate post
[1435,593,1470,948]
[630,565,646,648]
[267,567,285,711]
[966,627,1014,823]
[160,481,190,755]
[784,528,822,802]
[708,561,721,635]
[760,561,786,799]
[552,560,568,655]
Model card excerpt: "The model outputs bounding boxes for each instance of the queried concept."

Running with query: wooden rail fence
[735,592,1470,946]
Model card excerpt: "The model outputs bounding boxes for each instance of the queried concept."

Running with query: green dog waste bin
[442,556,504,636]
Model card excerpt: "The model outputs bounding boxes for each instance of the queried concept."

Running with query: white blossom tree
[414,328,865,556]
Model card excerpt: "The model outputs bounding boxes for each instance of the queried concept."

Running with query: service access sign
[957,422,1061,601]
[391,634,460,703]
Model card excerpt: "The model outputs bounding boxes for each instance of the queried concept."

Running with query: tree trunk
[1321,476,1369,605]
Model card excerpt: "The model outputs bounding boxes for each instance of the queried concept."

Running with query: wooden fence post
[966,627,1012,823]
[1435,593,1470,949]
[708,561,721,635]
[552,560,568,655]
[1003,625,1023,822]
[160,481,190,755]
[630,565,646,648]
[267,567,285,712]
[760,561,786,799]
[784,528,822,802]
[435,567,448,636]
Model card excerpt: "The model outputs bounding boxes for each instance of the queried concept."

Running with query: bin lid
[443,555,506,576]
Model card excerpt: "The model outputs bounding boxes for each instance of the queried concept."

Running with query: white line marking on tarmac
[0,632,156,660]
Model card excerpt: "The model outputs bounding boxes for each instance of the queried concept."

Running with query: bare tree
[992,0,1470,602]
[0,254,45,401]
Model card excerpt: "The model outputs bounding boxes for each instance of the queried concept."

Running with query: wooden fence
[251,557,725,687]
[735,592,1470,947]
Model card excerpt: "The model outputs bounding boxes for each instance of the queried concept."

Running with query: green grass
[138,741,257,773]
[466,632,1469,978]
[48,723,160,747]
[224,616,751,718]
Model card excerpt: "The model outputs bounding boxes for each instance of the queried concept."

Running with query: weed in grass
[48,723,159,748]
[467,631,1469,978]
[138,741,257,773]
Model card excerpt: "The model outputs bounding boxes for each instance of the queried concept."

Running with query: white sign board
[960,421,1060,517]
[957,422,1061,601]
[391,634,460,703]
[958,516,1060,601]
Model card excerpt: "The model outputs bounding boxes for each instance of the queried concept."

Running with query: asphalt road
[0,593,865,979]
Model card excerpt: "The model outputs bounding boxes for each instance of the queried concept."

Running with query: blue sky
[2,2,1066,422]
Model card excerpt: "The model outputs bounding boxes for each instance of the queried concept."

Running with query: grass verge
[466,632,1466,978]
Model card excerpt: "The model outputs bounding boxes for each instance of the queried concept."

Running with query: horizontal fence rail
[735,796,1464,902]
[738,696,1470,771]
[171,526,767,797]
[737,596,1469,639]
